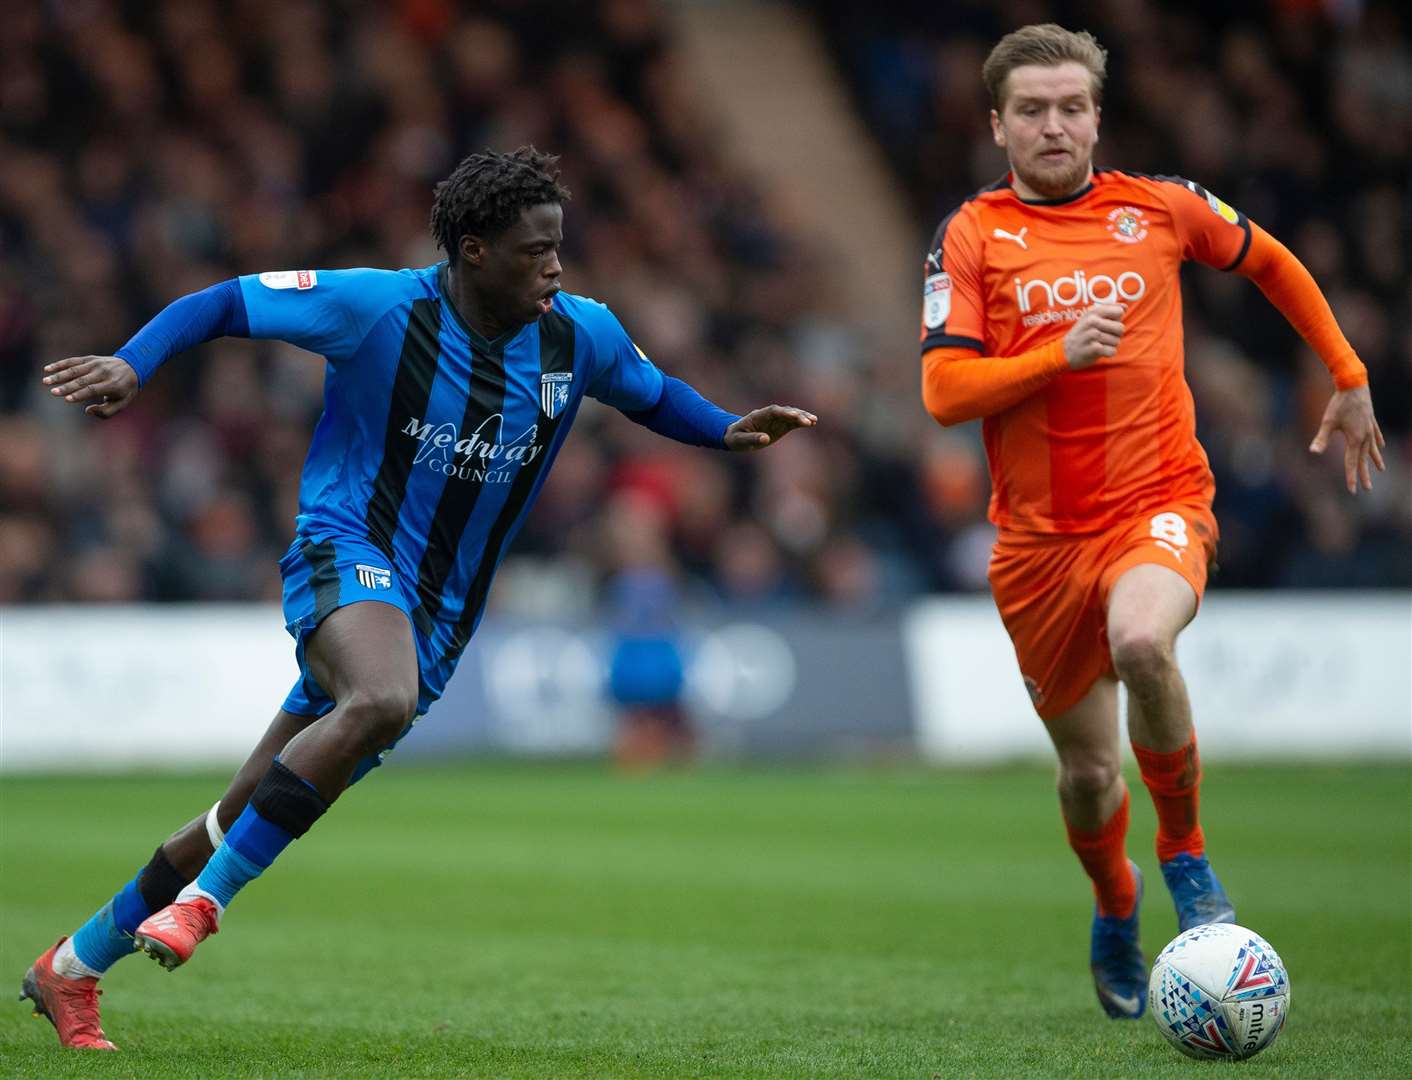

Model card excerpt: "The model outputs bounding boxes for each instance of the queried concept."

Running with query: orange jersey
[919,169,1362,535]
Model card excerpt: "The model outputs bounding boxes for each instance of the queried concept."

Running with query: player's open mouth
[1040,149,1070,161]
[536,288,559,315]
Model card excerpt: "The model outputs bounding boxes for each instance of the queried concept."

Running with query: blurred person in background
[917,23,1383,1024]
[21,145,816,1051]
[600,491,695,769]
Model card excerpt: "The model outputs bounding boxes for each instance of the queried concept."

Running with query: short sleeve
[237,268,409,364]
[920,206,986,356]
[1159,179,1254,273]
[583,303,665,412]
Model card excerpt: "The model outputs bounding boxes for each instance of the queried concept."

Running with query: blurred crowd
[1,0,1407,613]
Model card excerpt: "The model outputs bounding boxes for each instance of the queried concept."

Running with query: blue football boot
[1161,852,1235,932]
[1090,861,1146,1019]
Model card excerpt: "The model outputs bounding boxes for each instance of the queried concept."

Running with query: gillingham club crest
[355,564,392,591]
[540,372,572,419]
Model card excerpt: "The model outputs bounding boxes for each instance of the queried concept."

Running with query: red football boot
[19,938,118,1050]
[133,898,220,970]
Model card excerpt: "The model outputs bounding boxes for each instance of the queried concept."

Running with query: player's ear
[459,234,484,268]
[990,109,1005,148]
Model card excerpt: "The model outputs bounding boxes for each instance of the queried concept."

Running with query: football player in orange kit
[919,24,1385,1020]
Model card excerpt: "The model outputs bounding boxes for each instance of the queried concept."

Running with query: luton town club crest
[540,372,572,419]
[1106,205,1149,244]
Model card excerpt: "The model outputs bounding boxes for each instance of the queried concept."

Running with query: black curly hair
[430,146,571,257]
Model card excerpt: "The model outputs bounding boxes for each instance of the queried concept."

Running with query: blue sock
[191,804,295,908]
[184,760,329,912]
[71,877,149,974]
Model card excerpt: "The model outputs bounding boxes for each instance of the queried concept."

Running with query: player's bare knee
[1059,754,1121,801]
[1109,630,1175,689]
[334,687,417,752]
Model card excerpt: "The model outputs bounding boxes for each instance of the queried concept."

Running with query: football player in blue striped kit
[23,147,817,1051]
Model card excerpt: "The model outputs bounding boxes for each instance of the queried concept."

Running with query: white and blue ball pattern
[1148,923,1289,1060]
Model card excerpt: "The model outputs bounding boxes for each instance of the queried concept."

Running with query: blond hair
[982,24,1107,110]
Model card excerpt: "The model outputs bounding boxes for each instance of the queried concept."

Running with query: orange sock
[1065,790,1137,919]
[1132,733,1206,862]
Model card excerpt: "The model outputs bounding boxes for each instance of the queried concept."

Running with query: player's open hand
[724,406,818,451]
[1063,303,1126,370]
[1309,384,1385,494]
[42,355,139,419]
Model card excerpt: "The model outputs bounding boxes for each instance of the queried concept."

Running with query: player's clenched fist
[42,355,139,418]
[1063,303,1126,370]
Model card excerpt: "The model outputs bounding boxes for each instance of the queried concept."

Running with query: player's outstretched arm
[724,406,818,452]
[42,355,140,419]
[1224,222,1386,493]
[1309,385,1385,495]
[620,373,816,451]
[43,279,250,419]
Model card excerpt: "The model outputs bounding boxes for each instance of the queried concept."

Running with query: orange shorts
[987,502,1218,720]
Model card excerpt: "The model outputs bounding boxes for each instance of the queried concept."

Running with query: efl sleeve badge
[923,273,953,330]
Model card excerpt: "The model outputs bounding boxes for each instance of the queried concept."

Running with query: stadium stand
[2,0,1406,609]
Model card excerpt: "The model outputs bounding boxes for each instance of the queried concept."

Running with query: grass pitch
[1,760,1408,1077]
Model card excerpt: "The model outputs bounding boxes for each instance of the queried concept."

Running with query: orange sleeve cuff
[1237,223,1368,391]
[921,339,1068,427]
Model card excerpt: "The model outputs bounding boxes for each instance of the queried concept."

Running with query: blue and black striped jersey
[239,263,663,652]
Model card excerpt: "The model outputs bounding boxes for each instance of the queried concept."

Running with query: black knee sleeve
[137,844,189,911]
[251,761,329,838]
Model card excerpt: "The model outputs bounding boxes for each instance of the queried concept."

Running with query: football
[1148,923,1290,1060]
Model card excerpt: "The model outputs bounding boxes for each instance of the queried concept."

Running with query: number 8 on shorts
[1149,512,1189,548]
